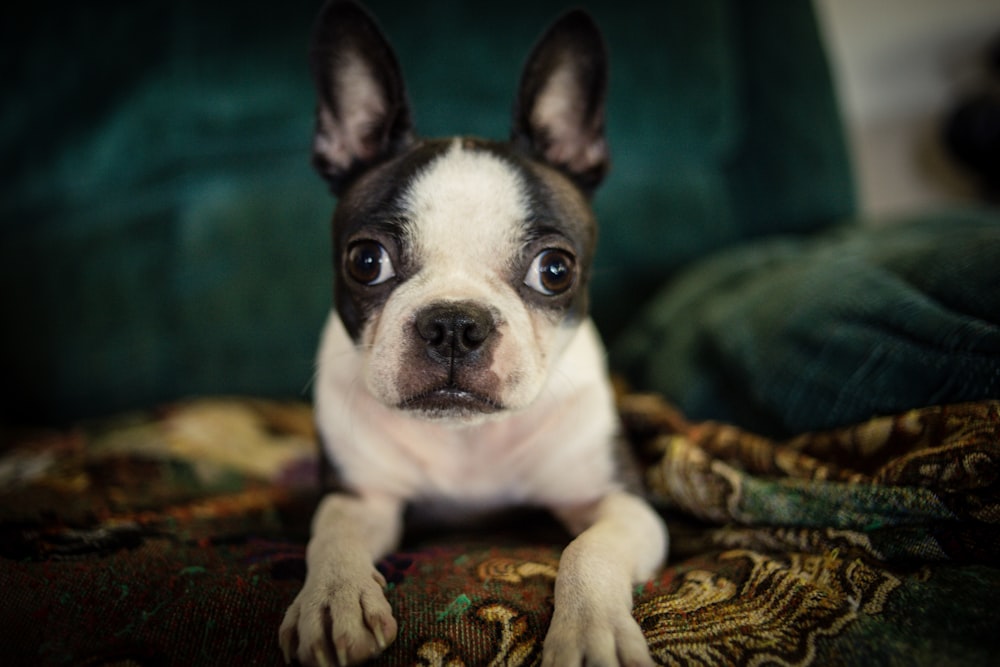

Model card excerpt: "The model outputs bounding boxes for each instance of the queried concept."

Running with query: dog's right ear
[310,1,414,195]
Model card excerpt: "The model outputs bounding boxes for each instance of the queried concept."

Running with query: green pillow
[612,210,1000,436]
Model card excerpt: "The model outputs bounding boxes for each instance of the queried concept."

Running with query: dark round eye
[524,249,576,295]
[346,241,396,286]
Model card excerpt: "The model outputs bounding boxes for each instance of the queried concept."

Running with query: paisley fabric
[621,394,999,666]
[1,395,997,665]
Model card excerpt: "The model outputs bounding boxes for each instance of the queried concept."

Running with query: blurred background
[815,0,1000,215]
[3,0,999,426]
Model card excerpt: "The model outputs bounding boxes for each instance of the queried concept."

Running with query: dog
[279,2,668,665]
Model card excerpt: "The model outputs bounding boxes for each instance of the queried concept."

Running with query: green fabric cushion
[2,2,333,423]
[592,0,856,336]
[612,209,1000,436]
[1,0,853,423]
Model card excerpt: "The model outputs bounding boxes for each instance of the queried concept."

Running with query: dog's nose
[415,302,495,361]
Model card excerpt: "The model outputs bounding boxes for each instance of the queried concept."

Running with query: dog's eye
[346,241,396,285]
[524,249,575,295]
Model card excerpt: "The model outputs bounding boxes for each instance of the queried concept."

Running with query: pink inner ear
[544,129,608,176]
[530,66,607,175]
[314,53,390,172]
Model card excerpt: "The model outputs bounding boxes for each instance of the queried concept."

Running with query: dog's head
[310,1,609,423]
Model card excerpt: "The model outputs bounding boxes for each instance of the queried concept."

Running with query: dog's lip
[399,387,502,414]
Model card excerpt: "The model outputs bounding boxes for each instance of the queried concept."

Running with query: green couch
[2,1,998,665]
[2,0,865,425]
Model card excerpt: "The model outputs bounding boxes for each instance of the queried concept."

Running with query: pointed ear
[512,10,609,195]
[309,1,414,195]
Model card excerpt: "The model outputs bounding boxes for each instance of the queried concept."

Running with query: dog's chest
[338,395,594,503]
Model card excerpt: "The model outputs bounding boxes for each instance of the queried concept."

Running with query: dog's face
[311,1,609,422]
[332,139,598,419]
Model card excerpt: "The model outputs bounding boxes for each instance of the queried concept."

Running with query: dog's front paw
[541,604,653,667]
[279,568,397,667]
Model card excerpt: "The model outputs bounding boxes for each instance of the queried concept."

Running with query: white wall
[813,0,1000,218]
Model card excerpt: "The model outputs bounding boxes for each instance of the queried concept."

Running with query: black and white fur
[279,2,667,665]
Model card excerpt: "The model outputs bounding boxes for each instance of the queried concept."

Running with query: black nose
[415,302,495,361]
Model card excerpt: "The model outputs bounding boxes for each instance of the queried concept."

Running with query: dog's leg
[543,491,667,667]
[280,492,404,667]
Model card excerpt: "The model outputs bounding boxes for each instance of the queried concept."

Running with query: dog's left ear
[512,10,609,195]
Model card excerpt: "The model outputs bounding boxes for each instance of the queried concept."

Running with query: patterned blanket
[1,394,997,665]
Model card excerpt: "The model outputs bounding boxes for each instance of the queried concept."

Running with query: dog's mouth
[399,386,502,417]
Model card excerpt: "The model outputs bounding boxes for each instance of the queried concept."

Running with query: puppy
[279,2,667,665]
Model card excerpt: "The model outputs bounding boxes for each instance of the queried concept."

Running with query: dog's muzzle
[399,301,502,415]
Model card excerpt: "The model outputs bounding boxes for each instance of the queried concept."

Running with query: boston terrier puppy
[279,2,667,665]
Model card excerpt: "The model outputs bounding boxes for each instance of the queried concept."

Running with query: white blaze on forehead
[402,140,527,283]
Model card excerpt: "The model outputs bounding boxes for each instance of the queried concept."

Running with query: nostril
[462,321,488,348]
[416,316,447,347]
[453,313,494,354]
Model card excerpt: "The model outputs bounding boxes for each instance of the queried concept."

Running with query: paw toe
[279,572,397,667]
